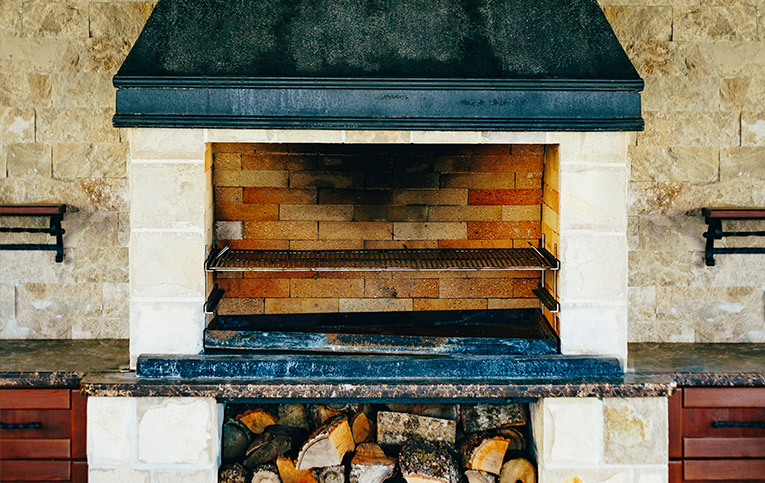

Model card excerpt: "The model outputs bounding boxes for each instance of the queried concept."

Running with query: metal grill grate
[207,246,558,272]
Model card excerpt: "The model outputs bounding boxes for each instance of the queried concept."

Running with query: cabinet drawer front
[0,391,70,410]
[683,408,765,438]
[0,410,71,439]
[0,460,70,481]
[685,388,765,408]
[685,437,765,458]
[0,439,70,459]
[684,459,765,480]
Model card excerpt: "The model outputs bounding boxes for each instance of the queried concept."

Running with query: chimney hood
[113,0,644,131]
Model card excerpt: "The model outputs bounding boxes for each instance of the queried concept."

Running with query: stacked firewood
[220,403,535,483]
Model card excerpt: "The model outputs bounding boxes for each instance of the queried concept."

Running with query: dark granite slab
[0,339,129,387]
[628,343,765,387]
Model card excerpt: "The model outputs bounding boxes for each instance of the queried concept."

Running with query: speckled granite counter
[0,339,129,387]
[628,342,765,387]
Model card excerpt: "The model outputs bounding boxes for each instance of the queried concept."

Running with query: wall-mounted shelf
[0,205,66,263]
[702,208,765,266]
[206,246,560,272]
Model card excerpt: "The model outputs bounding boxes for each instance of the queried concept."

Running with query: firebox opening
[205,143,559,356]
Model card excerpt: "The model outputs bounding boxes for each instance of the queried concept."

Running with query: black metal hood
[113,0,643,131]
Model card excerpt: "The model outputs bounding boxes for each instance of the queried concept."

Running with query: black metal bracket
[0,206,66,263]
[702,208,765,266]
[532,284,560,313]
[205,285,225,314]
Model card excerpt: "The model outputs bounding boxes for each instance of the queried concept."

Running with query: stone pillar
[87,396,222,482]
[128,129,210,366]
[532,397,668,482]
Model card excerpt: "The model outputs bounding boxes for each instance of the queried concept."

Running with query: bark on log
[277,457,318,483]
[461,405,526,434]
[239,408,279,434]
[313,465,345,483]
[498,458,535,483]
[464,470,496,483]
[377,411,457,447]
[296,415,356,470]
[386,404,459,421]
[220,463,248,483]
[223,419,253,463]
[458,433,516,475]
[399,439,460,483]
[279,404,310,430]
[350,411,376,444]
[244,425,305,469]
[251,463,282,483]
[350,443,396,483]
[309,405,345,428]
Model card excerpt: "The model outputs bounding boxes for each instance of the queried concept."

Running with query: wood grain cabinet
[0,389,87,482]
[669,387,765,482]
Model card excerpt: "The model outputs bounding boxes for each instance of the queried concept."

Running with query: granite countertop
[0,339,129,387]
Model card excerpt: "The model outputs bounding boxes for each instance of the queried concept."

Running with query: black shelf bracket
[702,208,765,266]
[532,284,560,314]
[0,205,66,263]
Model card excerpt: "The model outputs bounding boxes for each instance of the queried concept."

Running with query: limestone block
[87,397,136,465]
[558,233,627,302]
[630,146,718,183]
[602,6,671,42]
[641,75,718,112]
[72,315,127,339]
[0,108,34,143]
[136,397,218,464]
[538,466,629,483]
[51,72,114,108]
[0,251,76,284]
[411,131,482,143]
[272,130,344,143]
[704,42,765,78]
[721,148,765,181]
[628,250,691,287]
[0,1,22,37]
[216,221,244,240]
[627,216,638,251]
[129,300,205,364]
[345,131,410,143]
[153,468,217,483]
[7,143,51,177]
[604,397,668,465]
[559,165,626,231]
[16,283,101,338]
[89,468,150,483]
[36,108,118,144]
[62,212,119,248]
[639,111,739,147]
[480,132,545,144]
[0,38,82,73]
[631,467,668,483]
[742,112,765,147]
[208,129,276,143]
[0,73,51,107]
[79,37,134,73]
[24,3,88,38]
[130,129,205,160]
[73,247,129,283]
[53,143,127,179]
[131,163,206,230]
[637,215,706,251]
[537,398,602,466]
[130,231,205,299]
[720,77,752,111]
[630,180,765,218]
[550,132,628,165]
[689,254,765,289]
[628,286,657,327]
[0,284,19,336]
[559,303,627,360]
[674,7,758,42]
[89,3,155,40]
[102,282,129,319]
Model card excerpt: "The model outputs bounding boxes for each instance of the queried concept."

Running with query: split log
[461,404,526,434]
[377,411,457,447]
[464,471,496,483]
[386,404,459,421]
[399,439,460,483]
[313,465,345,483]
[296,415,356,470]
[498,458,535,483]
[309,404,345,428]
[458,431,522,475]
[239,408,279,434]
[277,457,318,483]
[279,404,310,430]
[244,425,305,469]
[350,411,376,444]
[220,463,248,483]
[350,443,396,483]
[222,419,253,463]
[251,463,282,483]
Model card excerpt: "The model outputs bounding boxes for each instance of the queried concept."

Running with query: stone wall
[1,0,763,342]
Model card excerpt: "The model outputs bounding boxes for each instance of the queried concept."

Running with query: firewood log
[461,405,526,434]
[251,463,282,483]
[220,463,248,483]
[239,408,279,434]
[277,457,319,483]
[309,404,345,428]
[279,404,310,430]
[313,465,345,483]
[386,404,459,421]
[244,425,306,469]
[223,419,253,463]
[350,411,376,444]
[399,439,460,483]
[350,443,396,483]
[464,470,496,483]
[377,411,457,447]
[458,431,523,475]
[498,458,535,483]
[296,415,356,470]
